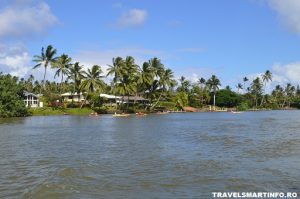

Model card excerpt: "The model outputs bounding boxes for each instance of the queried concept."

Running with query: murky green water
[0,111,299,198]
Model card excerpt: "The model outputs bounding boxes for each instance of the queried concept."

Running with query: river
[0,111,299,198]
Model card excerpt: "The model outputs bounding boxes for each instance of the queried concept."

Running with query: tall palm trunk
[40,66,47,94]
[150,92,163,110]
[260,82,266,106]
[60,74,64,102]
[213,92,216,111]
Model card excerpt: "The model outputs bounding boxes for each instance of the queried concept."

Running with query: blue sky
[1,0,300,89]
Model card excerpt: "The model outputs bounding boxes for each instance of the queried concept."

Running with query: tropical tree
[80,65,105,108]
[52,54,72,95]
[137,61,155,96]
[284,83,295,108]
[150,65,176,109]
[206,75,221,110]
[260,70,272,106]
[236,83,243,93]
[33,45,57,93]
[243,76,249,93]
[67,62,85,94]
[250,77,263,107]
[177,76,190,93]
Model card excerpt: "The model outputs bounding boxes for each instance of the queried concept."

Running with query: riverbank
[30,107,92,116]
[29,106,299,117]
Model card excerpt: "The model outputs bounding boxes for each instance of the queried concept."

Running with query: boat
[90,112,99,116]
[136,112,147,116]
[230,111,242,114]
[113,113,130,117]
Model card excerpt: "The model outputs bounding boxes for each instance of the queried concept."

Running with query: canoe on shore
[113,113,130,117]
[230,111,242,114]
[136,112,147,116]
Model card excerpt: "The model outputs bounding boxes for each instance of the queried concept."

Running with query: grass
[30,107,93,116]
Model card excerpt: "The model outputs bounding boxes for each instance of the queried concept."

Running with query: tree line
[3,44,300,117]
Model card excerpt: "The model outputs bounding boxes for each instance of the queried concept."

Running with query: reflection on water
[0,111,300,198]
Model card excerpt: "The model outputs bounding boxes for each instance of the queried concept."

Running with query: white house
[100,93,149,105]
[61,92,85,102]
[23,91,43,108]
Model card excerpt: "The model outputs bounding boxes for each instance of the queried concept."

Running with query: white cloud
[272,61,300,84]
[0,44,31,77]
[242,61,300,93]
[0,0,58,38]
[117,9,147,27]
[268,0,300,34]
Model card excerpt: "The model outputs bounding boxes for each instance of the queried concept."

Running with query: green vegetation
[0,73,29,118]
[30,107,92,116]
[1,44,300,118]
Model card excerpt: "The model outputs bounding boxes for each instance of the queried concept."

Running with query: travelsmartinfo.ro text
[212,192,297,198]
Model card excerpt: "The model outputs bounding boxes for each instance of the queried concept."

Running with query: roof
[100,94,121,99]
[123,96,149,101]
[24,91,38,97]
[61,92,83,96]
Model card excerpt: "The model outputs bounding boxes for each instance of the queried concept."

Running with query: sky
[1,0,300,90]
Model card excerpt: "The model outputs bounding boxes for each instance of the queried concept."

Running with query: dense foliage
[0,73,29,117]
[2,44,300,117]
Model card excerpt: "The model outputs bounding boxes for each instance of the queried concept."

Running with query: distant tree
[236,83,243,93]
[215,89,241,107]
[52,54,72,95]
[206,75,221,110]
[260,70,272,106]
[0,73,29,117]
[250,77,263,107]
[243,77,249,93]
[33,45,57,93]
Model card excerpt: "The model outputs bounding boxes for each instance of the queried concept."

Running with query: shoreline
[27,107,300,117]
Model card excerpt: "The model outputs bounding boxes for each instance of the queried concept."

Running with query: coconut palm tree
[137,61,155,96]
[206,75,221,110]
[67,62,85,94]
[236,83,243,93]
[260,70,272,106]
[52,54,72,95]
[150,68,176,109]
[197,77,206,105]
[80,65,105,108]
[81,65,105,93]
[284,83,295,108]
[32,45,57,93]
[198,78,206,88]
[250,77,263,107]
[243,76,249,93]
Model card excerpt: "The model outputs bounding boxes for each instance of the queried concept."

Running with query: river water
[0,111,299,198]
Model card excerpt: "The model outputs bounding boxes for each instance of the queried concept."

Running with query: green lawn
[30,107,93,116]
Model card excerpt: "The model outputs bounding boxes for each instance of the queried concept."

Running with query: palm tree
[107,57,125,108]
[243,76,249,93]
[198,78,206,88]
[137,61,155,96]
[250,77,263,107]
[80,65,105,108]
[260,70,272,106]
[33,45,57,93]
[150,67,176,109]
[67,62,84,94]
[206,75,221,110]
[178,76,190,93]
[236,83,243,93]
[52,54,72,95]
[284,83,295,108]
